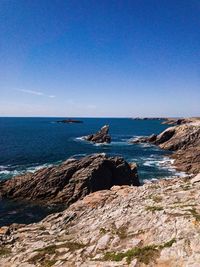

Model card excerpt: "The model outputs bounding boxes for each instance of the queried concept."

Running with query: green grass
[159,238,176,249]
[29,241,86,266]
[102,239,176,264]
[187,208,200,221]
[103,245,159,264]
[146,206,163,212]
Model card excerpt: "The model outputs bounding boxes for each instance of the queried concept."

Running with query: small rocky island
[83,125,111,144]
[56,119,83,123]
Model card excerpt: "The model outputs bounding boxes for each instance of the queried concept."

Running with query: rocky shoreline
[130,119,200,175]
[0,118,200,266]
[1,174,200,267]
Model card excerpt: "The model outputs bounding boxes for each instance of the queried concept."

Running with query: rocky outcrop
[131,121,200,174]
[83,125,111,143]
[1,176,200,266]
[0,154,139,205]
[162,117,200,125]
[130,134,157,144]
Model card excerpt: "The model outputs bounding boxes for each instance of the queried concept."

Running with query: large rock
[2,176,200,266]
[83,125,111,143]
[130,121,200,174]
[130,134,157,144]
[0,154,140,205]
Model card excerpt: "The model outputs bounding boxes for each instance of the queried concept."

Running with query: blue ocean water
[0,117,183,226]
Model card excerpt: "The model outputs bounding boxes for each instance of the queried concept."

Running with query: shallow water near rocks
[0,117,184,226]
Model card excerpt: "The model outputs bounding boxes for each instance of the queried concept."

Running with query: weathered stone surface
[83,125,111,143]
[0,154,140,205]
[1,177,200,266]
[191,173,200,184]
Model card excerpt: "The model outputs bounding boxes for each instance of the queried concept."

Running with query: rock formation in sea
[0,154,139,205]
[130,119,200,174]
[83,125,111,143]
[1,175,200,266]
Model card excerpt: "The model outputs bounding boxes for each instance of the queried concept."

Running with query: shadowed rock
[0,154,140,205]
[83,125,111,143]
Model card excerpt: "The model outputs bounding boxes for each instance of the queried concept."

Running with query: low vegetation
[103,239,176,264]
[146,206,163,212]
[0,247,11,258]
[28,241,86,265]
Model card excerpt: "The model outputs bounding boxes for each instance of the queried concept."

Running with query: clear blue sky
[0,0,199,117]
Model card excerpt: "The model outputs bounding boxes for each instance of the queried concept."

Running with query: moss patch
[187,208,200,222]
[159,238,176,249]
[103,245,159,264]
[28,241,86,266]
[0,247,11,258]
[115,226,127,239]
[146,206,163,212]
[152,195,163,203]
[99,228,107,235]
[102,239,176,264]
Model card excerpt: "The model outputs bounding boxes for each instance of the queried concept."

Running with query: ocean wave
[26,164,53,173]
[143,157,174,168]
[70,153,87,159]
[0,163,53,180]
[75,136,85,141]
[0,169,21,176]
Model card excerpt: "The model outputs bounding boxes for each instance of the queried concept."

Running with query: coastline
[0,118,199,266]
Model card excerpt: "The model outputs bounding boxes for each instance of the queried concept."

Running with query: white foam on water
[26,163,53,173]
[140,143,154,148]
[75,136,85,141]
[70,153,87,158]
[94,142,109,146]
[0,163,54,180]
[0,169,21,176]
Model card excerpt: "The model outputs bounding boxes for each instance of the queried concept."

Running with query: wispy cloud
[16,89,55,98]
[48,95,56,98]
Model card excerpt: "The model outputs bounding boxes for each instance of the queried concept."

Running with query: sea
[0,117,185,226]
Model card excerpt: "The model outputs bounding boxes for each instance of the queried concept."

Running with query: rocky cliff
[0,154,139,205]
[131,120,200,174]
[1,175,200,267]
